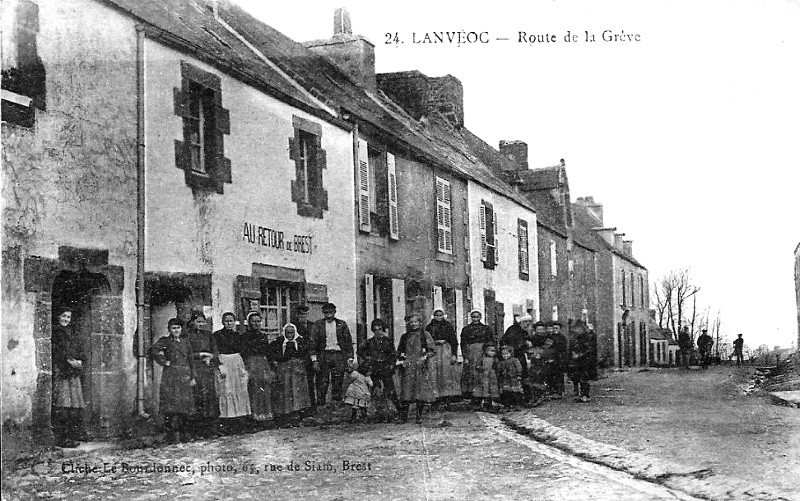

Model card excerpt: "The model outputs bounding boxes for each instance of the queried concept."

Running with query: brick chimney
[304,8,376,91]
[377,71,464,128]
[614,233,625,252]
[623,240,633,256]
[574,195,604,226]
[499,140,528,171]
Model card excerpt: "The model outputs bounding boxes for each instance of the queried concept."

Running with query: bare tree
[652,269,700,339]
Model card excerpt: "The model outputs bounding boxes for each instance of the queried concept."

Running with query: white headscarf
[282,323,300,354]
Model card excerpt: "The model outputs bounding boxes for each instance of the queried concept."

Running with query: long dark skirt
[53,376,85,408]
[193,362,219,419]
[461,343,485,394]
[432,343,461,398]
[272,359,310,415]
[245,355,274,420]
[160,365,195,415]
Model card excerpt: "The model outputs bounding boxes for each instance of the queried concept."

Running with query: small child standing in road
[344,362,372,423]
[496,345,524,410]
[473,343,500,411]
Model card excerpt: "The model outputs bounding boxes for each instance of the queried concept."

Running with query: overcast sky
[235,0,800,350]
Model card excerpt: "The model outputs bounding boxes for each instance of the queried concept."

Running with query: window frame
[174,61,231,194]
[290,115,328,218]
[436,176,453,254]
[517,218,529,280]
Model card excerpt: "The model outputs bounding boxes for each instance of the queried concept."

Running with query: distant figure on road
[568,321,597,402]
[733,334,745,366]
[678,326,693,368]
[697,329,713,368]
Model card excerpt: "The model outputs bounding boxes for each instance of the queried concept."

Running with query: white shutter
[552,305,559,322]
[365,274,375,338]
[391,278,406,349]
[436,177,452,254]
[357,138,371,232]
[479,202,487,261]
[550,239,557,276]
[387,152,399,240]
[493,210,499,265]
[433,286,443,312]
[455,288,464,362]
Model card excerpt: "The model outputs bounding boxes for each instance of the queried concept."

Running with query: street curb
[502,412,798,501]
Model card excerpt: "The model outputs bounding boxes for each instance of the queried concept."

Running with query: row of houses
[1,0,649,446]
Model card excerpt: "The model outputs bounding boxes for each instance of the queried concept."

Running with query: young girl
[150,318,196,443]
[472,343,499,411]
[496,345,524,410]
[344,361,372,423]
[358,319,400,422]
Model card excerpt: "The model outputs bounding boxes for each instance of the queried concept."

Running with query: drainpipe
[135,26,148,418]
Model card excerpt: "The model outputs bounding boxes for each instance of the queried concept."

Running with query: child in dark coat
[522,342,552,407]
[496,345,524,410]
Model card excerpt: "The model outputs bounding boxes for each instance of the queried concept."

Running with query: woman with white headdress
[460,309,496,402]
[425,309,461,402]
[269,323,311,423]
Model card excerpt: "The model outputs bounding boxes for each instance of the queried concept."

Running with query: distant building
[573,197,649,368]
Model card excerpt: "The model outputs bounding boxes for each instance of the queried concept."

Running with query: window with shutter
[174,61,231,194]
[357,138,371,232]
[518,219,529,280]
[550,239,557,277]
[479,203,487,262]
[1,0,46,128]
[482,201,496,270]
[290,116,328,218]
[387,153,399,240]
[436,177,452,253]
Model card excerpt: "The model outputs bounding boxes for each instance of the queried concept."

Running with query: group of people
[149,303,355,442]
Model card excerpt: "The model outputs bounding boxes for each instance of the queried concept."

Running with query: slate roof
[572,204,646,269]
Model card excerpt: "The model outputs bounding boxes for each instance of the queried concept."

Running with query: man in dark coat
[294,305,317,409]
[546,321,568,398]
[697,329,714,368]
[309,303,353,406]
[501,314,532,358]
[568,321,597,402]
[733,334,745,366]
[678,326,693,367]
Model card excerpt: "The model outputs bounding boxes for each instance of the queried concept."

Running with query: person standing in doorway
[733,334,745,366]
[310,303,353,406]
[52,307,88,448]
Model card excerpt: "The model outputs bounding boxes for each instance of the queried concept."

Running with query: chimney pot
[333,7,352,35]
[499,140,529,171]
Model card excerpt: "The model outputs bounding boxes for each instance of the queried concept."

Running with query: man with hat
[294,305,318,409]
[696,328,714,368]
[309,303,353,406]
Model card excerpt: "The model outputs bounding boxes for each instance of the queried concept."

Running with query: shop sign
[242,222,314,254]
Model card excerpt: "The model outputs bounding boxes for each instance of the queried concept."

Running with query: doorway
[51,270,112,437]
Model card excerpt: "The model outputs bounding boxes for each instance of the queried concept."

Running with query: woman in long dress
[397,313,437,424]
[269,323,311,424]
[186,310,220,437]
[241,312,275,424]
[460,309,495,402]
[150,318,196,443]
[425,309,461,403]
[213,312,251,434]
[51,307,87,448]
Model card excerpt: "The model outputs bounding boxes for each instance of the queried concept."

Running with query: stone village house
[2,0,651,450]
